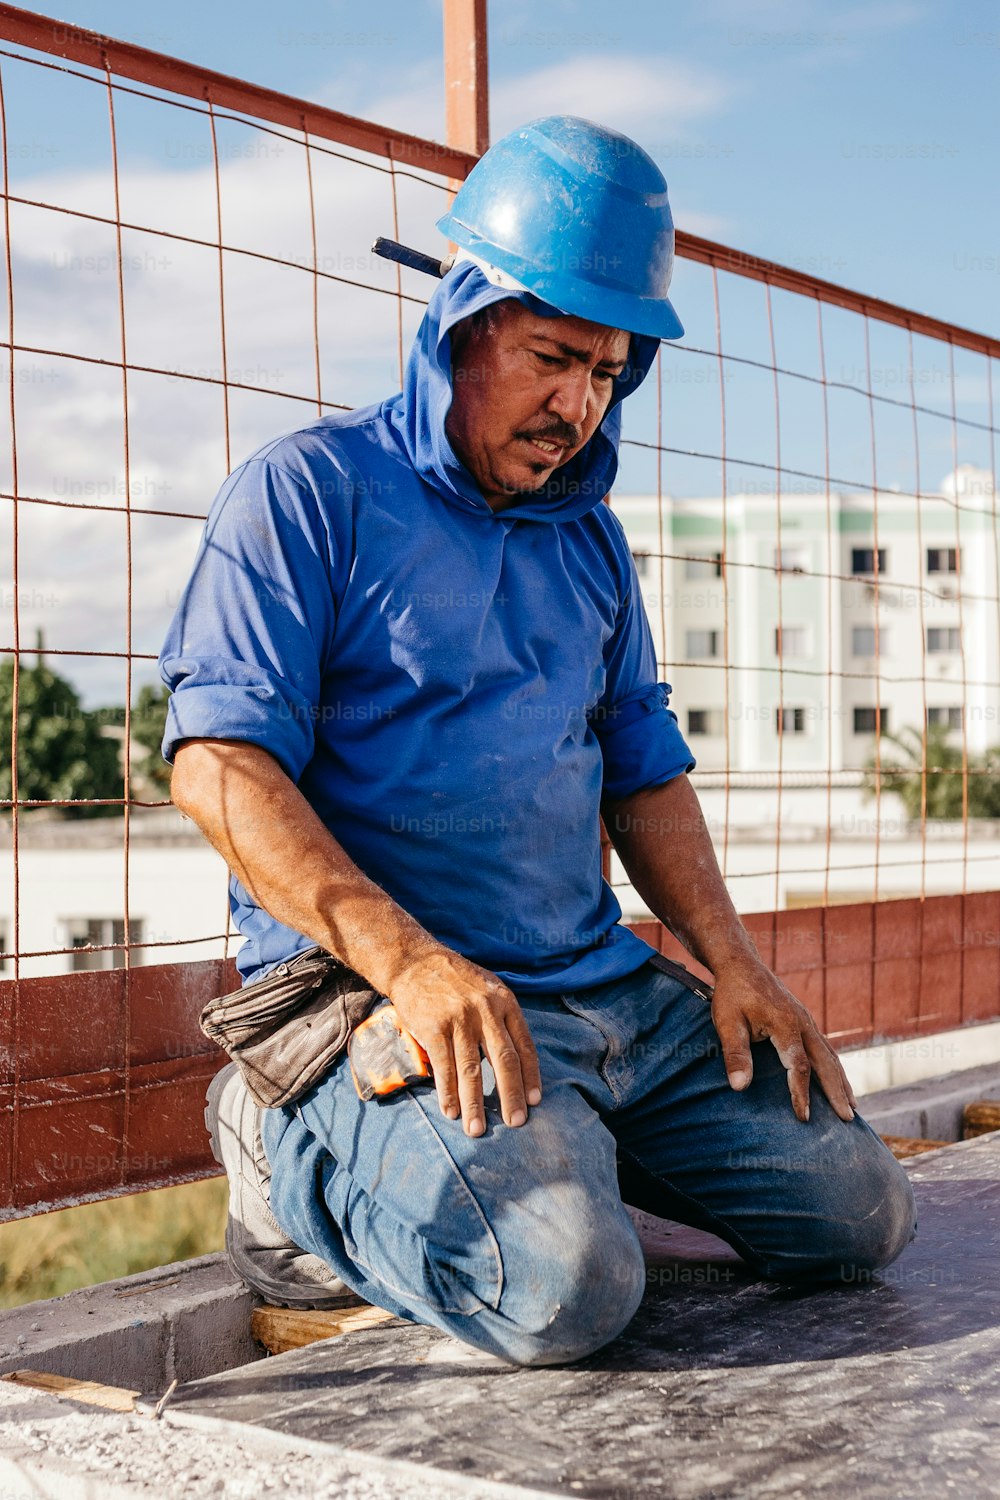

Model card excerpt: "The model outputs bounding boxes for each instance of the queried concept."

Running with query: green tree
[0,658,123,817]
[864,723,1000,819]
[128,682,172,796]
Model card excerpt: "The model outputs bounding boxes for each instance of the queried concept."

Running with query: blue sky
[16,0,1000,334]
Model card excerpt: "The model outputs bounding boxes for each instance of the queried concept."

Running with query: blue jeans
[261,958,917,1367]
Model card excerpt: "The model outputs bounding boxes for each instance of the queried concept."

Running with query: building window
[775,626,808,657]
[686,629,721,659]
[927,706,963,730]
[853,706,889,734]
[774,547,808,573]
[66,918,143,971]
[851,625,888,656]
[927,626,962,653]
[852,547,887,575]
[687,708,724,736]
[927,547,959,574]
[631,552,650,577]
[684,552,722,580]
[775,706,806,735]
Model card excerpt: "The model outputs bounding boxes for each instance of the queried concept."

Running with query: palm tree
[863,723,1000,819]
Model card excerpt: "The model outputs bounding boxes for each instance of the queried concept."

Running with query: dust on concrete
[0,1380,534,1499]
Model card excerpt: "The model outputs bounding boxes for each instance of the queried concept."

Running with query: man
[161,116,916,1367]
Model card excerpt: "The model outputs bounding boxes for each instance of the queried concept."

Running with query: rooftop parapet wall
[2,893,999,1221]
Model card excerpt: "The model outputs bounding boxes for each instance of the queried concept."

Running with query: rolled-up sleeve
[159,459,337,782]
[589,548,695,801]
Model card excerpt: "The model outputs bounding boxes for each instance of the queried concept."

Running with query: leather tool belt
[200,946,381,1108]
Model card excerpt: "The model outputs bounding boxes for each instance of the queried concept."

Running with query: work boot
[205,1062,356,1308]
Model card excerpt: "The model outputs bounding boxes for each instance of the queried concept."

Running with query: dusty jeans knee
[581,962,918,1287]
[261,1058,646,1367]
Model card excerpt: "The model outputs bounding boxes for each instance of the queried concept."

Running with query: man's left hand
[709,955,858,1123]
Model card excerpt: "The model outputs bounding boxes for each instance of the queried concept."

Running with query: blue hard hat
[436,115,684,341]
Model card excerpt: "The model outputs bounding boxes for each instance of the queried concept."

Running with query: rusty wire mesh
[606,256,1000,922]
[1,16,999,1220]
[0,30,459,981]
[1,20,999,989]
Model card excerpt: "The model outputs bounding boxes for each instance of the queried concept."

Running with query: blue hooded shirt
[159,261,695,991]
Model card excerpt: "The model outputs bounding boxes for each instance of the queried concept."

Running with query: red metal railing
[4,890,998,1219]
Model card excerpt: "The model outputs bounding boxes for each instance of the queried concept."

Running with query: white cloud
[333,51,738,243]
[490,55,732,139]
[320,50,734,158]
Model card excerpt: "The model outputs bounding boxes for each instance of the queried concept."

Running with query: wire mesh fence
[607,247,1000,921]
[0,21,470,979]
[0,11,998,990]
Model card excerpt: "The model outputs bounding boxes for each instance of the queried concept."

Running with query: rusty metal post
[443,0,489,161]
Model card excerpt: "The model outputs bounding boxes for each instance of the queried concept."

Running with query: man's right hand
[389,947,542,1138]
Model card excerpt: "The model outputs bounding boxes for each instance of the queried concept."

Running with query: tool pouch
[199,946,382,1109]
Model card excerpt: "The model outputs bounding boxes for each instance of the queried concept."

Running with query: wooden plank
[962,1101,1000,1139]
[3,1368,139,1411]
[251,1302,396,1355]
[880,1134,951,1159]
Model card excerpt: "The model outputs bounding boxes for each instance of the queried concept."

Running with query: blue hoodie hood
[383,260,660,524]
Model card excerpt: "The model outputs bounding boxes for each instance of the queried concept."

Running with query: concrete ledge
[857,1057,1000,1140]
[0,1253,260,1393]
[844,1017,1000,1094]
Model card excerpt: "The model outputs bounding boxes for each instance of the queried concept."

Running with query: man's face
[445,300,631,512]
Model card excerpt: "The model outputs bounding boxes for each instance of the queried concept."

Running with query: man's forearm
[604,772,757,976]
[606,776,856,1120]
[170,738,444,995]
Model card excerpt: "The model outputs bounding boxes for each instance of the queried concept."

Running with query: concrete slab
[0,1376,525,1499]
[857,1058,1000,1141]
[843,1018,1000,1096]
[165,1136,1000,1499]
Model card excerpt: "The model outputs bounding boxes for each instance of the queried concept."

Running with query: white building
[4,801,996,982]
[0,808,233,980]
[613,466,999,775]
[608,466,1000,912]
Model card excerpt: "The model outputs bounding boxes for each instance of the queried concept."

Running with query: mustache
[516,420,582,449]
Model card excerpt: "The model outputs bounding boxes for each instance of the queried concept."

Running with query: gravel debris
[0,1381,531,1499]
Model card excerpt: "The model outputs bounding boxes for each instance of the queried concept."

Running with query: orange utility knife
[348,1003,433,1101]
